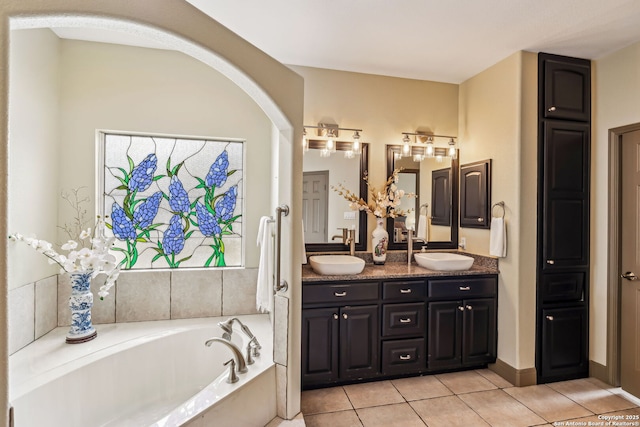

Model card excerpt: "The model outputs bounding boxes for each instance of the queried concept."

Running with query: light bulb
[448,138,456,158]
[326,137,335,152]
[403,142,411,155]
[344,150,355,159]
[352,131,361,154]
[320,148,331,158]
[302,129,309,152]
[426,136,434,157]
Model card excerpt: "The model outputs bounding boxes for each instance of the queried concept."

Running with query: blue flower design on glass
[205,150,229,188]
[168,175,190,213]
[111,203,136,240]
[133,191,162,228]
[215,185,238,221]
[129,154,157,192]
[196,202,221,236]
[162,215,185,255]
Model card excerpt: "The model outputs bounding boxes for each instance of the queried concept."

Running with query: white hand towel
[489,217,507,258]
[417,214,429,241]
[256,216,274,313]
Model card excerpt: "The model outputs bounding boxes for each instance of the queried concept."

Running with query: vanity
[301,255,499,389]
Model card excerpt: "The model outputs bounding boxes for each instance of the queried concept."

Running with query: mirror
[386,144,459,250]
[303,142,368,252]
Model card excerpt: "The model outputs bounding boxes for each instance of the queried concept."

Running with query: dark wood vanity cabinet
[537,53,591,384]
[302,274,498,389]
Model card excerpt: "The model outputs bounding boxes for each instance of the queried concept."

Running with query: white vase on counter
[371,217,389,265]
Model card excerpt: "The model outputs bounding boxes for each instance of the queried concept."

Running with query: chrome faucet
[217,317,262,353]
[205,337,248,374]
[407,228,426,266]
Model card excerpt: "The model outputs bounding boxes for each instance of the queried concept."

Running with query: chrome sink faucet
[205,337,248,374]
[407,228,426,266]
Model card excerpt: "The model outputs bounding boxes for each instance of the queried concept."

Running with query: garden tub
[9,314,275,427]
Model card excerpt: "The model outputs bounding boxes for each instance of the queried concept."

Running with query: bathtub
[9,314,276,427]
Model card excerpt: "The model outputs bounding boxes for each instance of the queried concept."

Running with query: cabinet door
[302,307,339,387]
[428,301,462,370]
[541,53,590,122]
[339,305,379,379]
[540,306,588,381]
[462,298,497,366]
[431,168,451,226]
[542,121,590,270]
[460,160,491,229]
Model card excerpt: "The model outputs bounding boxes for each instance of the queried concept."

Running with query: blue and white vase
[66,271,97,344]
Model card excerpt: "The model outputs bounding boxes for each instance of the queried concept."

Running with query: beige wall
[592,41,640,366]
[459,51,538,370]
[291,66,459,245]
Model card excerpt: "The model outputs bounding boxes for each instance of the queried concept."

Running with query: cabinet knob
[334,291,347,297]
[458,306,465,311]
[466,305,473,310]
[400,288,412,294]
[459,286,471,291]
[399,355,412,361]
[342,313,348,319]
[548,106,556,112]
[399,318,412,323]
[546,260,555,265]
[478,217,484,222]
[333,313,338,320]
[546,315,554,321]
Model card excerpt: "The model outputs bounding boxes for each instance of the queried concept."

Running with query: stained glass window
[100,133,244,269]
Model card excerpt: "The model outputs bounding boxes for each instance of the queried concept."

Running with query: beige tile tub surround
[222,268,259,315]
[116,270,171,322]
[34,275,57,339]
[8,283,35,354]
[170,269,222,319]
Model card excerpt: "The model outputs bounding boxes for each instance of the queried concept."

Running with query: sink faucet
[345,228,356,256]
[407,228,426,266]
[205,337,248,374]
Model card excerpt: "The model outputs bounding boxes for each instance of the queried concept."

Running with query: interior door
[621,130,640,398]
[302,171,328,243]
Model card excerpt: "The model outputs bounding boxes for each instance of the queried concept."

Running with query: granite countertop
[302,251,500,283]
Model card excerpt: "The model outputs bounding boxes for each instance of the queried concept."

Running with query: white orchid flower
[61,240,78,251]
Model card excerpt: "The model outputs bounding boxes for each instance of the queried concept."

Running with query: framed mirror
[303,142,368,252]
[386,144,459,250]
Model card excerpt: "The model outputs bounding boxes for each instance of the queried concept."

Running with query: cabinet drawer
[303,282,379,305]
[541,272,585,302]
[382,280,425,301]
[382,338,426,375]
[382,303,425,337]
[428,277,497,299]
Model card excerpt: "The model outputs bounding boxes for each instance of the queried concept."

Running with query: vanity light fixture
[302,123,364,157]
[302,128,309,152]
[400,132,459,160]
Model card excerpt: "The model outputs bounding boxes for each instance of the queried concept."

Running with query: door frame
[606,122,640,385]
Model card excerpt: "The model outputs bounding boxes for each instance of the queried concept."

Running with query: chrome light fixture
[402,134,411,156]
[352,131,361,154]
[303,123,364,157]
[400,131,458,160]
[448,137,457,158]
[425,136,435,157]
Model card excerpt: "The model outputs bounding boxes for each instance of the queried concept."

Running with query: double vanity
[301,252,499,389]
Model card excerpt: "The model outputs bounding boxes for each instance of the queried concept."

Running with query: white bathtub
[9,314,276,427]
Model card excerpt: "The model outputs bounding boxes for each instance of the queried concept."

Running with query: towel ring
[492,201,505,219]
[420,203,429,214]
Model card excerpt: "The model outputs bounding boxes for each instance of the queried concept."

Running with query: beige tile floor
[300,370,640,427]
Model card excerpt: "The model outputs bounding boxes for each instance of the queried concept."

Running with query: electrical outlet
[459,237,466,250]
[343,211,356,220]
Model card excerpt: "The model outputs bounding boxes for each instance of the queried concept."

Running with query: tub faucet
[217,318,262,352]
[406,228,426,266]
[205,337,248,373]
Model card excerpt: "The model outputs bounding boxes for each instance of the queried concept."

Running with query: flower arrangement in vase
[333,169,414,264]
[9,188,121,343]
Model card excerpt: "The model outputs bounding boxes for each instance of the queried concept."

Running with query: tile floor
[300,370,640,427]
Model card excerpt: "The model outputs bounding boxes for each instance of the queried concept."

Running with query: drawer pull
[333,313,338,320]
[343,313,348,319]
[547,260,555,265]
[400,288,412,294]
[459,286,471,291]
[399,318,412,323]
[458,306,464,311]
[546,315,554,321]
[466,305,473,310]
[478,217,484,222]
[548,106,556,112]
[334,291,347,297]
[399,355,412,361]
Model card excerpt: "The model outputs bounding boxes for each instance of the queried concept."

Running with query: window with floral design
[100,133,244,269]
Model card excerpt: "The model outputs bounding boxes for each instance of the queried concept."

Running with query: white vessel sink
[309,255,365,275]
[414,252,474,271]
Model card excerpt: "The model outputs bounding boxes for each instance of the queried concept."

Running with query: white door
[302,171,328,243]
[621,129,640,398]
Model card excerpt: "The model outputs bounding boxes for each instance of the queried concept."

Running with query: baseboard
[589,360,612,385]
[489,359,537,387]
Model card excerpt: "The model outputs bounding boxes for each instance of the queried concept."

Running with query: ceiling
[54,0,640,84]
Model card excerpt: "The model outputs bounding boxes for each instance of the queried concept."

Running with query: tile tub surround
[9,268,260,354]
[302,251,498,282]
[301,370,640,427]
